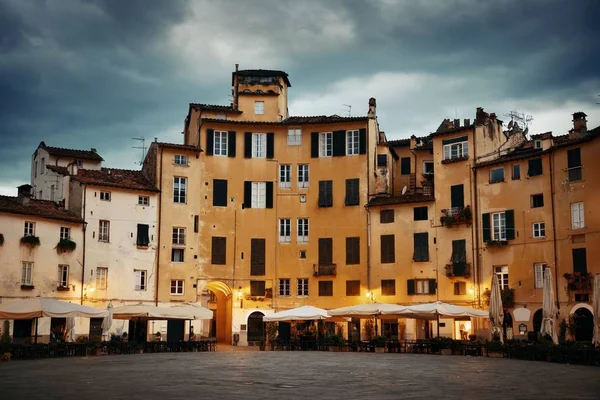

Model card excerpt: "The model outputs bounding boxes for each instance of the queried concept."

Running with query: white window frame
[22,262,33,286]
[58,265,69,288]
[423,161,434,175]
[251,182,266,208]
[443,141,468,160]
[138,195,150,206]
[416,279,431,295]
[96,267,108,290]
[172,227,186,245]
[534,263,545,289]
[319,132,333,157]
[24,221,35,237]
[346,130,360,155]
[297,218,309,243]
[298,164,309,188]
[532,222,545,238]
[297,278,309,297]
[171,248,185,263]
[100,191,111,201]
[40,157,45,175]
[252,133,266,158]
[279,165,291,189]
[135,270,147,291]
[174,154,188,165]
[492,212,506,241]
[173,177,187,204]
[494,266,509,290]
[287,128,301,145]
[170,279,184,295]
[60,227,70,241]
[99,220,110,242]
[50,185,55,201]
[534,140,542,149]
[279,278,291,297]
[571,202,584,229]
[214,131,228,156]
[279,219,291,243]
[254,101,264,115]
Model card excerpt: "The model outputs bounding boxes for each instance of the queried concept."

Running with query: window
[170,280,184,295]
[34,161,37,178]
[318,238,333,265]
[299,250,306,259]
[138,196,150,206]
[21,262,33,286]
[318,180,333,207]
[423,161,434,175]
[137,224,150,247]
[24,221,35,237]
[251,238,266,275]
[250,281,266,296]
[171,248,184,262]
[287,128,302,145]
[298,164,309,188]
[346,130,360,155]
[50,185,55,201]
[345,178,359,206]
[60,227,70,240]
[531,194,544,208]
[76,160,83,167]
[381,279,396,296]
[346,237,360,265]
[279,165,291,189]
[40,157,45,174]
[528,158,543,176]
[58,265,69,288]
[414,206,428,221]
[454,282,466,295]
[194,215,199,233]
[99,220,110,242]
[416,279,432,294]
[319,132,333,157]
[279,219,291,243]
[490,168,504,183]
[534,140,542,149]
[377,154,388,167]
[297,278,309,296]
[567,148,582,182]
[96,267,107,289]
[252,133,266,158]
[135,270,146,291]
[214,131,228,156]
[254,101,264,115]
[400,157,411,175]
[172,227,186,245]
[413,233,429,262]
[443,140,468,160]
[213,179,228,207]
[100,191,111,201]
[251,182,266,208]
[380,234,395,263]
[211,237,227,265]
[38,190,42,199]
[494,266,509,289]
[279,279,291,297]
[173,177,187,203]
[216,113,226,120]
[534,263,545,289]
[512,164,521,180]
[492,212,506,241]
[533,222,545,238]
[297,218,309,243]
[571,202,584,229]
[319,281,333,296]
[174,154,188,165]
[346,280,360,296]
[572,248,587,274]
[380,209,394,224]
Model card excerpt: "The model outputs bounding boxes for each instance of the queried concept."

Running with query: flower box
[20,235,40,248]
[56,239,77,254]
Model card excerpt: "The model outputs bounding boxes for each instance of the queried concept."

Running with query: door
[278,322,290,341]
[89,318,103,341]
[533,309,543,332]
[13,319,33,343]
[574,308,593,341]
[450,184,464,208]
[128,320,148,342]
[348,318,361,342]
[247,312,265,343]
[50,317,66,342]
[167,320,185,343]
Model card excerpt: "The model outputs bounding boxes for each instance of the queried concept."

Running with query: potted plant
[154,331,162,342]
[327,334,345,352]
[20,235,40,248]
[485,339,504,358]
[372,335,387,353]
[363,319,374,342]
[55,238,77,254]
[266,322,278,349]
[1,352,11,362]
[432,337,453,355]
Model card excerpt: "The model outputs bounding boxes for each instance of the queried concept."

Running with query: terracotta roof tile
[367,193,435,207]
[46,165,69,175]
[0,196,82,223]
[74,168,159,192]
[201,115,368,126]
[233,69,291,87]
[190,104,243,114]
[387,138,410,147]
[39,141,104,161]
[156,142,202,152]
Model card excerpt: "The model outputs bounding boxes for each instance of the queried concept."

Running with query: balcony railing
[564,272,593,292]
[445,263,471,278]
[440,205,472,227]
[313,264,337,277]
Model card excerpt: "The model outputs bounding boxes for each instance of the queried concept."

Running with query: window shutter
[428,279,437,295]
[407,279,415,295]
[266,132,274,159]
[243,181,252,209]
[213,179,228,207]
[572,248,587,274]
[505,209,515,240]
[318,181,325,207]
[534,264,544,288]
[205,129,214,156]
[567,148,581,168]
[251,239,266,276]
[454,282,460,295]
[244,132,252,158]
[346,237,360,265]
[211,237,226,265]
[528,158,543,176]
[311,132,319,158]
[359,128,367,154]
[194,215,199,233]
[450,185,464,208]
[137,224,149,246]
[345,179,359,206]
[413,233,429,262]
[400,158,411,175]
[228,131,236,157]
[451,239,466,263]
[326,181,333,206]
[319,238,333,264]
[482,213,491,242]
[333,130,346,156]
[265,182,274,209]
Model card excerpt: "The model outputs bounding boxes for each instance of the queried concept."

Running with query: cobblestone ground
[1,351,599,399]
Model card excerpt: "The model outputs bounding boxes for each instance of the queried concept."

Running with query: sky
[1,0,599,196]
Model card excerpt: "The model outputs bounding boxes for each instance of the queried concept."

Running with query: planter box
[440,349,452,356]
[328,346,340,352]
[135,349,144,354]
[375,347,386,353]
[487,352,503,358]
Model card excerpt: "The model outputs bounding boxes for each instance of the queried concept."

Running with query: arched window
[247,311,265,343]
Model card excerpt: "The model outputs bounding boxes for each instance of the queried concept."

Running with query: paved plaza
[1,350,599,399]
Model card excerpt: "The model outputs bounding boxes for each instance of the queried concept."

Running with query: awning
[0,298,108,319]
[111,303,212,320]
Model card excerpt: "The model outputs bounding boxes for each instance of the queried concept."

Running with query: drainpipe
[155,147,164,306]
[80,185,87,305]
[549,151,560,310]
[366,123,371,292]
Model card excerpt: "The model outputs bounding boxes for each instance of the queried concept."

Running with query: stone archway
[203,281,233,344]
[247,311,265,344]
[573,308,593,342]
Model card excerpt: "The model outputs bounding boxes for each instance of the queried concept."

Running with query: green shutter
[205,129,214,156]
[311,132,319,158]
[482,213,491,242]
[266,132,274,159]
[359,128,367,154]
[244,132,252,158]
[407,279,415,295]
[333,130,346,156]
[266,182,273,209]
[228,131,236,157]
[243,181,252,209]
[505,209,515,240]
[429,279,437,295]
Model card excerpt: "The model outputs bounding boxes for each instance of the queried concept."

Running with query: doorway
[503,312,514,340]
[382,320,399,340]
[573,308,593,341]
[247,311,265,343]
[89,318,103,341]
[533,309,543,333]
[167,320,185,343]
[348,318,361,342]
[13,319,33,343]
[128,319,147,342]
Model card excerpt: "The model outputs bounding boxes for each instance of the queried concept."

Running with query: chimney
[17,184,32,205]
[453,119,460,129]
[572,112,587,133]
[368,97,377,119]
[464,118,470,126]
[232,63,240,110]
[91,148,97,153]
[69,162,78,176]
[475,107,486,125]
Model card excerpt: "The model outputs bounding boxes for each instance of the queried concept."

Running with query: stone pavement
[1,352,599,399]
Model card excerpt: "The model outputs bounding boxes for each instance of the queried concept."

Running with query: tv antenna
[342,104,352,117]
[132,137,146,166]
[504,110,533,134]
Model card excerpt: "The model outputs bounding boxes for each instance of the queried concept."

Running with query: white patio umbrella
[540,267,558,345]
[489,275,504,343]
[66,316,76,342]
[329,303,406,318]
[166,303,213,320]
[101,302,113,337]
[593,275,600,348]
[112,303,212,320]
[263,305,333,322]
[0,298,108,319]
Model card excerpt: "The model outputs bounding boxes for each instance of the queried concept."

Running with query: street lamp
[365,290,375,303]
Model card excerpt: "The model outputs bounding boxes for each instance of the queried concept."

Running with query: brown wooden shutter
[311,132,319,158]
[228,131,236,157]
[346,237,360,265]
[205,129,214,156]
[211,237,226,265]
[251,238,266,275]
[318,238,333,264]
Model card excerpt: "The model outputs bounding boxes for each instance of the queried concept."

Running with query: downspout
[366,123,371,291]
[155,147,164,306]
[471,128,481,308]
[80,184,87,305]
[549,151,560,310]
[410,148,418,193]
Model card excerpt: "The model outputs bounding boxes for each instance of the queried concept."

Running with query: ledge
[441,156,469,164]
[20,285,35,290]
[56,286,70,292]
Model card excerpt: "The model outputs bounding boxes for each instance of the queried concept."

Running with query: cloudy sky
[1,0,599,195]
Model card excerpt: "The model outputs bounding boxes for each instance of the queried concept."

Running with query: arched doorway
[247,311,265,344]
[203,281,233,344]
[533,309,543,333]
[573,308,593,342]
[503,311,514,340]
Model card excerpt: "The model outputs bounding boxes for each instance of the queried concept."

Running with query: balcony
[440,206,472,227]
[564,272,593,292]
[445,263,471,278]
[313,264,337,277]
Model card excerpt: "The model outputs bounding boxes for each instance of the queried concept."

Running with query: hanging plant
[20,235,40,248]
[0,233,4,246]
[56,239,77,254]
